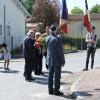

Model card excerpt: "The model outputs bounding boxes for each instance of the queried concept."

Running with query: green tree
[32,0,60,27]
[71,7,83,14]
[21,0,35,14]
[90,4,100,13]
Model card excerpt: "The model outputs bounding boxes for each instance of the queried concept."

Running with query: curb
[64,50,78,54]
[70,72,86,99]
[0,59,24,63]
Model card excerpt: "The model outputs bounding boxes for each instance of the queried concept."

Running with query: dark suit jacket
[23,35,35,61]
[46,34,65,67]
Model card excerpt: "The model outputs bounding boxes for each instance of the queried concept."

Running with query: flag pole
[80,23,83,51]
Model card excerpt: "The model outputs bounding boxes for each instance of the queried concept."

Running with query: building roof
[70,13,100,21]
[12,0,31,17]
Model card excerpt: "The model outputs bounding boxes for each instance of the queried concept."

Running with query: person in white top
[2,43,11,70]
[83,26,97,71]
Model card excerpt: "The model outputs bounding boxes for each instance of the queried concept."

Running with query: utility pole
[4,5,6,43]
[80,23,83,51]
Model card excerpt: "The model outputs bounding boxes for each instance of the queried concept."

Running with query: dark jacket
[46,34,65,67]
[23,35,35,60]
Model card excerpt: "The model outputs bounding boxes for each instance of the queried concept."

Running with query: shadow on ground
[72,91,93,98]
[43,70,74,75]
[0,67,4,69]
[94,88,100,91]
[33,76,48,85]
[61,71,74,74]
[55,94,76,100]
[0,70,20,74]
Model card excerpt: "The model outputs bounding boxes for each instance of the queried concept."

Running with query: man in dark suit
[46,25,65,95]
[23,29,35,82]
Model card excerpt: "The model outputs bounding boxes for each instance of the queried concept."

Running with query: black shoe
[54,91,64,96]
[6,68,10,70]
[25,78,32,82]
[91,67,93,69]
[49,92,53,95]
[83,68,88,71]
[25,77,35,82]
[34,72,40,75]
[30,77,35,81]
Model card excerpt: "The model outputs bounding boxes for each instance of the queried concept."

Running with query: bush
[63,43,77,51]
[62,37,87,50]
[62,37,100,50]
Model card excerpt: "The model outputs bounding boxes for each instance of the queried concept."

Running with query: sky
[60,0,100,13]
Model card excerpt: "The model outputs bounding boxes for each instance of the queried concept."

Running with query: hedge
[62,37,100,50]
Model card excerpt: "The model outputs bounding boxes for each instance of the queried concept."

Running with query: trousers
[48,65,61,93]
[86,47,96,69]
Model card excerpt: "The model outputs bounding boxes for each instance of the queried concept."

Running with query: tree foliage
[71,7,83,14]
[32,0,60,27]
[21,0,35,14]
[90,4,100,13]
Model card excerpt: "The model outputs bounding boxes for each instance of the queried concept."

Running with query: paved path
[74,69,100,100]
[0,58,75,100]
[0,49,100,100]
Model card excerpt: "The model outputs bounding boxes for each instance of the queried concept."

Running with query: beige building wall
[67,14,100,39]
[67,20,86,38]
[91,20,100,39]
[67,17,100,40]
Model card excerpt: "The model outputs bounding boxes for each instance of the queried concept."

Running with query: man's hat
[50,25,56,31]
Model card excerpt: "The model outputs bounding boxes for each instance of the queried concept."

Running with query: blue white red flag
[83,0,91,32]
[59,0,68,34]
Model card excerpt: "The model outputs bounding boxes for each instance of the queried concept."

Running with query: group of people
[0,24,97,96]
[23,24,97,96]
[0,43,11,70]
[23,26,50,80]
[23,25,65,95]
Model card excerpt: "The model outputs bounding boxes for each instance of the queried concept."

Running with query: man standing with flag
[83,26,97,71]
[83,0,97,71]
[59,0,68,34]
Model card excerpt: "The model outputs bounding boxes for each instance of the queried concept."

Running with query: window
[0,25,2,35]
[6,25,11,35]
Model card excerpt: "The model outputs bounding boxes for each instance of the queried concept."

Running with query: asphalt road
[64,49,100,73]
[0,49,99,100]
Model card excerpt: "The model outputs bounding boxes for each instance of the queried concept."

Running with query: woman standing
[2,43,11,70]
[34,32,44,75]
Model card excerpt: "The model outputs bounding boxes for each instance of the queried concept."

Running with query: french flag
[83,0,91,32]
[59,0,68,34]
